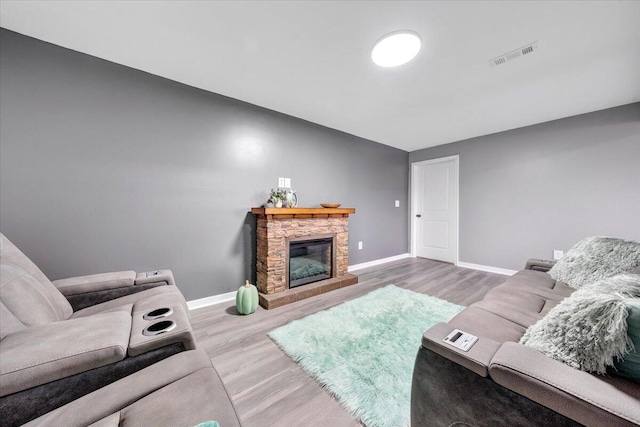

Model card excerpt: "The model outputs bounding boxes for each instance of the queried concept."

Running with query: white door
[412,156,458,263]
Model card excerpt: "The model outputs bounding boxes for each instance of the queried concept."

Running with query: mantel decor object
[285,189,298,208]
[268,188,286,208]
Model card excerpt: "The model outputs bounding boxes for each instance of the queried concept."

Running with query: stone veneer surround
[251,208,357,309]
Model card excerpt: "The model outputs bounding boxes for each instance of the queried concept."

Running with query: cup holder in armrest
[143,320,176,336]
[143,307,173,320]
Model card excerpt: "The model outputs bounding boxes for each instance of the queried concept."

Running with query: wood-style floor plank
[191,258,507,426]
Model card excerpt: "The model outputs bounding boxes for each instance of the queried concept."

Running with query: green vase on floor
[236,280,258,315]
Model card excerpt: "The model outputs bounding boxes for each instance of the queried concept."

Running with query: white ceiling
[1,1,639,152]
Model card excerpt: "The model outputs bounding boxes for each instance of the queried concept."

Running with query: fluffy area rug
[268,285,463,427]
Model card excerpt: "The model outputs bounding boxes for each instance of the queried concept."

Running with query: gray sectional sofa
[0,233,241,426]
[411,259,640,427]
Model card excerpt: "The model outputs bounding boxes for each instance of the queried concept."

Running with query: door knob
[416,214,422,217]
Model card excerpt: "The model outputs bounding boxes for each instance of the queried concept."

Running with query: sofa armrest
[129,299,196,357]
[489,342,640,427]
[53,271,137,296]
[422,322,502,377]
[0,311,131,396]
[524,258,556,272]
[135,269,175,287]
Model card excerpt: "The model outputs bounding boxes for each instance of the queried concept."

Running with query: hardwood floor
[190,257,507,426]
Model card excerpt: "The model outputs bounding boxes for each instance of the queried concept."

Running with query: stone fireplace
[251,207,358,309]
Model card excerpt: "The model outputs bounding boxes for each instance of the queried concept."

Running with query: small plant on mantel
[269,188,286,208]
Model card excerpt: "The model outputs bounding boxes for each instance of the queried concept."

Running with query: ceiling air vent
[489,42,538,67]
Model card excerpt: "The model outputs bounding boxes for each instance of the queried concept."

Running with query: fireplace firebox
[288,236,334,288]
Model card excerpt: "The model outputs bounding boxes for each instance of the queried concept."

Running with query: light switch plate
[284,178,291,188]
[395,200,400,207]
[278,177,285,187]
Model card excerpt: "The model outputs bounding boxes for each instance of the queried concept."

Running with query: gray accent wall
[410,103,640,271]
[0,29,409,300]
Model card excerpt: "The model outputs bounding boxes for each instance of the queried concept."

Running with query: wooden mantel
[251,207,356,219]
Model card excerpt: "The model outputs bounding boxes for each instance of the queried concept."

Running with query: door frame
[410,155,460,264]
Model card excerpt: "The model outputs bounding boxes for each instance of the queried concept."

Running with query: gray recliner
[23,349,242,427]
[0,233,197,426]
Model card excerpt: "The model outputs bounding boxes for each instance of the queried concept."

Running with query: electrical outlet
[278,177,285,187]
[553,250,564,260]
[284,178,291,188]
[358,241,363,250]
[395,200,400,207]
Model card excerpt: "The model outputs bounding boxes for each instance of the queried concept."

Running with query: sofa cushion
[0,311,131,396]
[548,236,640,289]
[509,269,558,289]
[483,282,572,317]
[22,350,241,427]
[483,286,549,313]
[1,263,70,327]
[472,300,543,328]
[0,233,72,321]
[0,301,26,339]
[507,270,574,297]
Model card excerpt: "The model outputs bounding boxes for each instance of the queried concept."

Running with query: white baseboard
[348,253,411,272]
[188,253,411,310]
[187,290,237,311]
[457,261,517,276]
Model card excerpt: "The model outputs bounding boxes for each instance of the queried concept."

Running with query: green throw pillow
[613,299,640,383]
[548,236,640,289]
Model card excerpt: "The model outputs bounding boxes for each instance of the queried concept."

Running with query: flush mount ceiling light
[371,31,421,67]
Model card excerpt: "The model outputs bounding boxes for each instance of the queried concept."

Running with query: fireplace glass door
[288,237,334,288]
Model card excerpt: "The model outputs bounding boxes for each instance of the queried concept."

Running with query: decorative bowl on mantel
[320,203,341,208]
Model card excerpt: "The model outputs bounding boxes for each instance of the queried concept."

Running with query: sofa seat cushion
[23,350,242,427]
[0,311,131,396]
[508,270,575,295]
[70,285,187,319]
[472,300,543,328]
[483,285,571,317]
[449,305,527,343]
[509,270,559,289]
[483,286,551,314]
